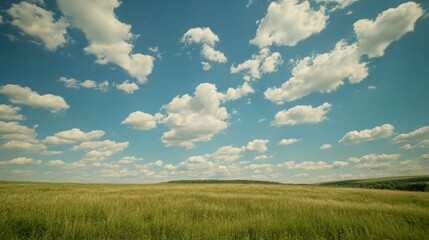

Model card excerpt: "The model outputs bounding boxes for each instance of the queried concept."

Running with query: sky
[0,0,428,183]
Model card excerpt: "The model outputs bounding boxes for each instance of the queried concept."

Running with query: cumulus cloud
[251,0,328,48]
[272,102,331,126]
[122,111,163,131]
[354,2,423,58]
[160,83,251,148]
[57,0,154,83]
[0,121,37,144]
[339,124,394,144]
[420,153,429,160]
[47,159,65,166]
[333,161,349,167]
[118,156,143,164]
[231,48,283,81]
[181,27,227,68]
[315,0,358,11]
[6,1,69,51]
[320,144,332,150]
[115,80,139,94]
[246,139,269,153]
[254,155,273,160]
[264,41,367,104]
[278,161,336,170]
[0,84,69,113]
[278,138,300,146]
[348,153,400,169]
[43,128,105,144]
[0,105,24,121]
[201,62,211,71]
[264,2,423,104]
[210,145,245,162]
[71,140,129,161]
[224,82,255,101]
[0,157,41,166]
[393,125,429,143]
[59,77,109,92]
[0,140,47,152]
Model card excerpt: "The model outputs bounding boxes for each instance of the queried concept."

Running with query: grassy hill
[0,181,428,239]
[318,175,429,192]
[165,179,282,184]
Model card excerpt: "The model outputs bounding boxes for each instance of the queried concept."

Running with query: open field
[1,182,428,239]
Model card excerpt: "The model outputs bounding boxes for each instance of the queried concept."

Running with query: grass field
[1,182,428,239]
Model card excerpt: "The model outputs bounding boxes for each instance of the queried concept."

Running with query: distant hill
[165,179,283,185]
[318,175,429,192]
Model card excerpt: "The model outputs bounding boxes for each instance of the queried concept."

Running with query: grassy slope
[1,182,428,239]
[318,175,429,191]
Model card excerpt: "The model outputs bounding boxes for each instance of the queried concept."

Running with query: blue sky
[0,0,428,183]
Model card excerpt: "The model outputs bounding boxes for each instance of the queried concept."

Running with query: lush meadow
[0,182,428,239]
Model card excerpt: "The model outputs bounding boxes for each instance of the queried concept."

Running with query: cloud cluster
[264,2,423,104]
[394,125,429,150]
[0,157,41,166]
[181,27,227,69]
[43,128,105,144]
[0,84,69,113]
[123,82,253,148]
[58,77,109,92]
[272,102,331,126]
[339,124,394,144]
[348,153,400,169]
[57,0,154,83]
[115,80,139,94]
[251,0,328,48]
[231,48,283,81]
[6,1,69,51]
[0,105,24,121]
[71,140,129,161]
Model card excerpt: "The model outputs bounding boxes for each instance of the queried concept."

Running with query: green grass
[319,175,429,192]
[1,182,428,239]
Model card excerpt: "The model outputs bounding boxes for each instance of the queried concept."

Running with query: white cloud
[0,84,69,113]
[420,153,429,159]
[264,41,367,104]
[339,124,394,144]
[333,161,349,167]
[272,102,331,126]
[0,140,47,152]
[246,139,269,153]
[0,157,41,166]
[161,83,251,148]
[354,2,423,58]
[315,0,358,11]
[0,121,37,141]
[6,2,68,51]
[246,0,254,8]
[0,15,3,25]
[265,2,423,104]
[47,159,65,166]
[294,161,333,170]
[368,85,376,90]
[399,139,429,150]
[118,156,143,164]
[231,48,283,81]
[224,83,255,101]
[348,153,401,164]
[254,155,273,160]
[59,77,109,92]
[71,140,129,161]
[356,161,391,169]
[115,80,139,94]
[210,145,245,162]
[393,125,429,143]
[0,105,24,121]
[181,27,227,67]
[122,111,163,131]
[201,44,227,63]
[278,138,300,146]
[250,0,328,48]
[43,128,105,144]
[320,144,332,150]
[57,0,154,83]
[201,62,211,71]
[181,27,219,46]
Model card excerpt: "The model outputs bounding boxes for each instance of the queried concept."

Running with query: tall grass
[0,182,428,239]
